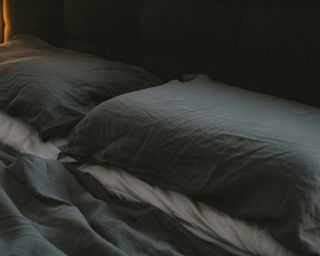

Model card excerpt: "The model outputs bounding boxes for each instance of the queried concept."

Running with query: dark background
[1,0,320,107]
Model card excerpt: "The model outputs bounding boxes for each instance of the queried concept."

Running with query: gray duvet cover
[0,144,230,256]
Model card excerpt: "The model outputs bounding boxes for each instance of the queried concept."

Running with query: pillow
[0,36,161,140]
[63,75,320,255]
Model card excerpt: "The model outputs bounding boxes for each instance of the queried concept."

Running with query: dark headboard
[2,0,320,107]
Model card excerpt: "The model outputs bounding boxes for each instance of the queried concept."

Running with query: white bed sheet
[0,111,60,159]
[80,164,294,256]
[0,110,294,256]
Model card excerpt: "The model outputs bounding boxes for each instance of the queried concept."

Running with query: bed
[0,1,320,256]
[0,94,294,256]
[1,106,293,256]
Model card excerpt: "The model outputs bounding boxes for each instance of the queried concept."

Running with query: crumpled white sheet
[80,164,295,256]
[0,111,60,159]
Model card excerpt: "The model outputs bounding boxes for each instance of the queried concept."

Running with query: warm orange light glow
[0,0,4,43]
[2,0,10,42]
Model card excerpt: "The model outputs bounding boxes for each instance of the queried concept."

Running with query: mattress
[0,110,294,256]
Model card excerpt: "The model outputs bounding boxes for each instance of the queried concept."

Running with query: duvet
[0,143,229,256]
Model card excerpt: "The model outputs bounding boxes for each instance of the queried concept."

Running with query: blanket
[0,144,231,256]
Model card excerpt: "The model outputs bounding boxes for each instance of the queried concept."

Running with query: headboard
[1,0,320,107]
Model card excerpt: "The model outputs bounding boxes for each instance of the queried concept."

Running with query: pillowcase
[0,35,161,140]
[63,75,320,255]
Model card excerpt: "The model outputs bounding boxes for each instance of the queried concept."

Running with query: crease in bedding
[1,150,226,256]
[0,115,229,255]
[80,164,296,256]
[0,111,59,159]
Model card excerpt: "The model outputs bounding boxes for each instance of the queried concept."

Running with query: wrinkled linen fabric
[80,164,295,256]
[0,111,292,255]
[0,35,161,140]
[0,147,229,256]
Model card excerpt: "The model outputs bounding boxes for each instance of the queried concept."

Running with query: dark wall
[234,4,320,106]
[140,0,246,80]
[2,0,320,107]
[2,0,65,44]
[139,0,320,107]
[64,0,143,64]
